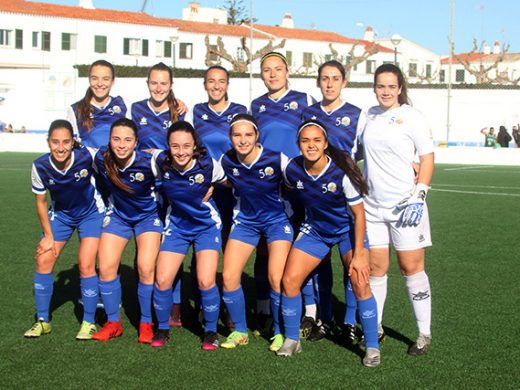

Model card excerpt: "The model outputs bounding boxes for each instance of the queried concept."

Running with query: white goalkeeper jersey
[360,104,434,209]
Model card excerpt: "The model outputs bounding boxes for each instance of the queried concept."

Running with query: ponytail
[76,88,95,132]
[326,145,368,196]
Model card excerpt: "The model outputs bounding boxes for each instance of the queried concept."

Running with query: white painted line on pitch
[443,165,495,171]
[434,183,520,190]
[431,188,520,197]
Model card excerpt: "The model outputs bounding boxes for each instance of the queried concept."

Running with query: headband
[260,52,288,66]
[231,119,258,131]
[297,121,328,139]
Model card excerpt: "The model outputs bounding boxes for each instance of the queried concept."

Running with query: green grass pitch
[0,152,518,389]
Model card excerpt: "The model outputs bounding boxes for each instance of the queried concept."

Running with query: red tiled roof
[441,53,491,64]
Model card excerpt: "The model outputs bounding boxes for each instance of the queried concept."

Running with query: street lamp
[170,36,179,69]
[391,34,402,65]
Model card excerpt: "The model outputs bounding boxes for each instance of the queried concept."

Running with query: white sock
[404,271,431,336]
[369,274,388,327]
[256,299,270,315]
[304,304,317,320]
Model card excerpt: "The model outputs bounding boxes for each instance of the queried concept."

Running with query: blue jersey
[131,99,186,150]
[68,96,130,148]
[94,148,159,223]
[186,102,247,159]
[302,101,364,155]
[284,155,362,236]
[157,152,225,233]
[251,90,315,158]
[31,147,105,224]
[220,146,289,226]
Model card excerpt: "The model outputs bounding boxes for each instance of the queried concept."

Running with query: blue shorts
[293,224,369,260]
[49,210,103,242]
[161,226,222,254]
[101,211,164,240]
[229,218,293,246]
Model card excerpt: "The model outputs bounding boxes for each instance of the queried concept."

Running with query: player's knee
[155,273,171,290]
[198,279,216,291]
[281,272,299,296]
[222,270,238,291]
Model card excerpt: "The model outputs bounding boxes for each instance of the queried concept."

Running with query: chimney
[493,40,501,54]
[281,13,294,29]
[364,26,375,42]
[79,0,95,9]
[482,43,491,54]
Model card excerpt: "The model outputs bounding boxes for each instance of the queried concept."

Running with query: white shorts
[365,202,432,251]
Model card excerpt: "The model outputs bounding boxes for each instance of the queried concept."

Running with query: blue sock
[34,272,53,322]
[281,293,302,341]
[254,254,270,302]
[301,276,316,306]
[344,277,358,325]
[317,261,333,322]
[138,282,154,323]
[80,275,99,324]
[99,276,121,322]
[358,296,379,349]
[172,270,182,305]
[153,285,172,330]
[200,285,220,333]
[223,287,247,333]
[270,290,282,335]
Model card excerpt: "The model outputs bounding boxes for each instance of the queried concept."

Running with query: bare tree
[204,35,286,72]
[223,0,256,25]
[415,66,440,84]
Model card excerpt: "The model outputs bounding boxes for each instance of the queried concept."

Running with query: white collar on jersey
[48,148,76,176]
[207,101,231,116]
[267,89,291,103]
[147,99,169,116]
[303,155,331,181]
[91,96,113,110]
[320,100,346,116]
[238,143,263,169]
[173,158,197,175]
[117,151,136,172]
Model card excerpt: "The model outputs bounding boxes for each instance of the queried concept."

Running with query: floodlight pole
[249,0,254,105]
[447,0,454,146]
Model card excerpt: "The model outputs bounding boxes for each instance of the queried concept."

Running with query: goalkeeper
[359,63,434,357]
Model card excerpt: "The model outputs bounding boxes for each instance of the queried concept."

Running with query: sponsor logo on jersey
[48,179,55,185]
[418,234,425,242]
[311,115,318,120]
[289,101,299,110]
[83,288,98,298]
[201,114,209,121]
[327,182,337,193]
[361,309,376,319]
[259,104,266,113]
[140,117,148,125]
[341,116,351,126]
[194,173,204,184]
[412,290,430,301]
[296,180,304,189]
[112,105,122,114]
[284,225,292,234]
[135,172,145,182]
[232,168,240,176]
[153,218,161,227]
[264,166,274,176]
[102,216,111,227]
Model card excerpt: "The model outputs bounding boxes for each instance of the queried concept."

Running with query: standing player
[301,60,367,343]
[220,114,293,352]
[361,64,434,356]
[67,60,131,148]
[91,118,163,343]
[250,52,315,329]
[151,122,225,350]
[25,119,105,340]
[278,120,380,367]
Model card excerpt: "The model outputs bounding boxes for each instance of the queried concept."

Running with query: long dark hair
[162,121,207,171]
[225,113,259,159]
[148,62,179,124]
[103,117,138,193]
[374,63,410,106]
[297,120,368,196]
[204,65,230,102]
[76,60,115,133]
[48,119,81,149]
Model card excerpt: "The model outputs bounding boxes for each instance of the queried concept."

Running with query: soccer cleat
[276,338,302,357]
[363,347,381,367]
[408,333,431,356]
[138,322,154,344]
[92,321,122,341]
[359,324,386,349]
[341,323,358,345]
[269,334,284,352]
[24,318,52,338]
[299,316,317,340]
[220,331,249,349]
[168,304,182,328]
[253,313,272,337]
[76,321,97,340]
[307,320,334,342]
[201,331,220,351]
[151,329,170,347]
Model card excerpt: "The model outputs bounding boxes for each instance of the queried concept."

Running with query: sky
[30,0,519,55]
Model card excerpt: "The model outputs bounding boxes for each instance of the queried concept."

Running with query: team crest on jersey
[259,105,266,113]
[195,174,204,184]
[289,101,298,110]
[48,179,55,185]
[232,168,240,176]
[341,116,351,126]
[80,169,88,178]
[396,117,404,124]
[135,172,145,182]
[112,105,122,114]
[140,117,148,125]
[201,114,209,121]
[296,180,304,189]
[264,167,274,176]
[327,182,337,193]
[102,216,111,227]
[163,172,170,180]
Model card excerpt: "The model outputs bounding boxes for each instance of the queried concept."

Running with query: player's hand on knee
[349,250,370,285]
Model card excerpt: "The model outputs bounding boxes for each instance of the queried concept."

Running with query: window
[163,41,172,58]
[124,38,148,56]
[32,31,39,48]
[346,56,357,71]
[409,63,418,77]
[366,60,375,74]
[324,54,332,61]
[15,29,23,49]
[155,40,172,57]
[0,29,11,46]
[61,33,77,51]
[426,64,432,78]
[208,44,218,62]
[303,52,313,68]
[94,35,107,53]
[236,47,244,61]
[286,50,293,66]
[439,69,445,83]
[179,43,193,59]
[455,69,465,82]
[142,39,148,56]
[41,31,50,51]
